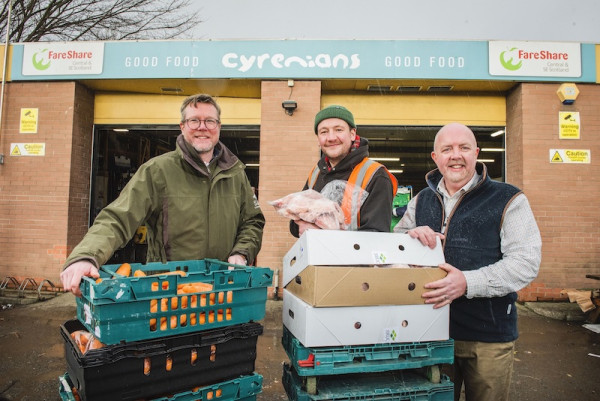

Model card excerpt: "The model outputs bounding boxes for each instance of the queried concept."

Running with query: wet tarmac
[0,294,599,401]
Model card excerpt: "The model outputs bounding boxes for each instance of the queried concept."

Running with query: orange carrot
[113,263,131,278]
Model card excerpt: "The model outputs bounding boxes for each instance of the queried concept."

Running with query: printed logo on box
[384,328,398,342]
[372,252,388,264]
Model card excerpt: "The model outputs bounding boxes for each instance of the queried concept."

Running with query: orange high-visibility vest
[307,157,398,230]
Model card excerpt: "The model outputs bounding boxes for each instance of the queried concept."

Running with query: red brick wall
[508,83,600,301]
[0,82,94,285]
[257,81,322,297]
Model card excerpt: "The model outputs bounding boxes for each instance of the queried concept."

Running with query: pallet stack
[58,259,272,401]
[280,230,455,400]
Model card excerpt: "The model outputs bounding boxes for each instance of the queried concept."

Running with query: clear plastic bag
[269,180,370,230]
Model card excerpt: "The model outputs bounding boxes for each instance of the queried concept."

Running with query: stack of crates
[280,230,454,400]
[58,259,273,401]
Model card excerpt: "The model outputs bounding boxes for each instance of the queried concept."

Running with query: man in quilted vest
[394,123,542,401]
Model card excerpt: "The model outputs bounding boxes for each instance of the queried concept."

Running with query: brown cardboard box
[285,265,447,307]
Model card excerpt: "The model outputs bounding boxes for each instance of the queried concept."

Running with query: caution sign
[20,108,39,134]
[10,143,46,156]
[549,149,590,164]
[558,111,580,139]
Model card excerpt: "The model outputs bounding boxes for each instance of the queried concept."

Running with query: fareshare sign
[22,42,104,75]
[489,41,581,77]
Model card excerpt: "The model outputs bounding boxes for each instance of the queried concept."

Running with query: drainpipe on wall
[0,0,14,165]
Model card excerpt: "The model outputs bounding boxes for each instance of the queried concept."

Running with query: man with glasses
[61,94,265,296]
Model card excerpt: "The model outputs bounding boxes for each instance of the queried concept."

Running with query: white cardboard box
[283,230,444,287]
[282,289,449,347]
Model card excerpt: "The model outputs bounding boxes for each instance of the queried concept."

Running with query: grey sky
[190,0,599,43]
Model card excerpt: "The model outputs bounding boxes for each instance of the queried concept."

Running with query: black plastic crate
[61,319,262,401]
[59,371,263,401]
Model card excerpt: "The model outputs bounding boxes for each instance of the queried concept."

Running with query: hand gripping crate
[282,363,453,401]
[76,259,273,344]
[282,326,453,378]
[59,371,263,401]
[61,319,262,401]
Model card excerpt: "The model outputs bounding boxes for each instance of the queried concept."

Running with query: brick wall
[0,82,94,285]
[257,81,322,297]
[508,83,600,301]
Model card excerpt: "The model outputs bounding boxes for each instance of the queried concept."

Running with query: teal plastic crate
[76,259,273,344]
[283,327,453,376]
[59,371,263,401]
[283,363,453,401]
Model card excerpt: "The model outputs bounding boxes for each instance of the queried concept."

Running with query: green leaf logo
[32,49,51,71]
[499,47,522,71]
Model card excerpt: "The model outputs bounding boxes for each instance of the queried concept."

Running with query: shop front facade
[0,40,598,300]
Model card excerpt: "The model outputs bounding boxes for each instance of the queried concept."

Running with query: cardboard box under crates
[283,230,445,288]
[283,289,449,347]
[61,319,263,401]
[59,371,263,401]
[76,259,273,344]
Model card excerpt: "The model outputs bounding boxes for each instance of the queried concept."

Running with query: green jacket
[64,134,265,269]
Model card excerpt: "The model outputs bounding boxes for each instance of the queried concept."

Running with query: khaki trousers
[452,340,515,401]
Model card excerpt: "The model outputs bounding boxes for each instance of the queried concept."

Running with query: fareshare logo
[22,42,104,76]
[32,48,51,71]
[489,41,581,78]
[499,47,522,71]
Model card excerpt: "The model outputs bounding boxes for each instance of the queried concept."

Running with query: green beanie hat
[314,105,356,133]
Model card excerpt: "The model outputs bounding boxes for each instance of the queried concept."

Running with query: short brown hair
[180,94,221,121]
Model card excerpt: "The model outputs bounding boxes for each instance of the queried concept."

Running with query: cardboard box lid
[286,265,447,307]
[283,230,444,287]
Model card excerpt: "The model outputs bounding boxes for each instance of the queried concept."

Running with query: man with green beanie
[290,105,397,237]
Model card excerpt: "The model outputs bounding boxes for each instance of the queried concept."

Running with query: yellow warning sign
[551,151,563,163]
[20,108,39,134]
[10,143,46,156]
[558,111,580,139]
[549,149,590,164]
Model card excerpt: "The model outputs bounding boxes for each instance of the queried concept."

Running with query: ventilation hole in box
[353,243,361,250]
[399,245,405,251]
[354,322,362,329]
[402,320,408,327]
[165,355,172,371]
[289,256,296,266]
[190,349,198,365]
[361,283,370,291]
[408,282,416,291]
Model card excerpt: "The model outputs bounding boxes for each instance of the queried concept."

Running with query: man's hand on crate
[61,260,100,297]
[227,254,247,269]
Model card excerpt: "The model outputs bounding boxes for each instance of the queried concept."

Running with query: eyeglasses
[183,118,220,130]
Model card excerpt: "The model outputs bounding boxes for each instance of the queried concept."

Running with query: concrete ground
[0,294,599,401]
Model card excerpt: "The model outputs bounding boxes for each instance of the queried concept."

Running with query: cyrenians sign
[489,41,581,77]
[22,42,104,76]
[221,52,360,72]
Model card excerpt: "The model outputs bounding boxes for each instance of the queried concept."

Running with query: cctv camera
[282,100,298,115]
